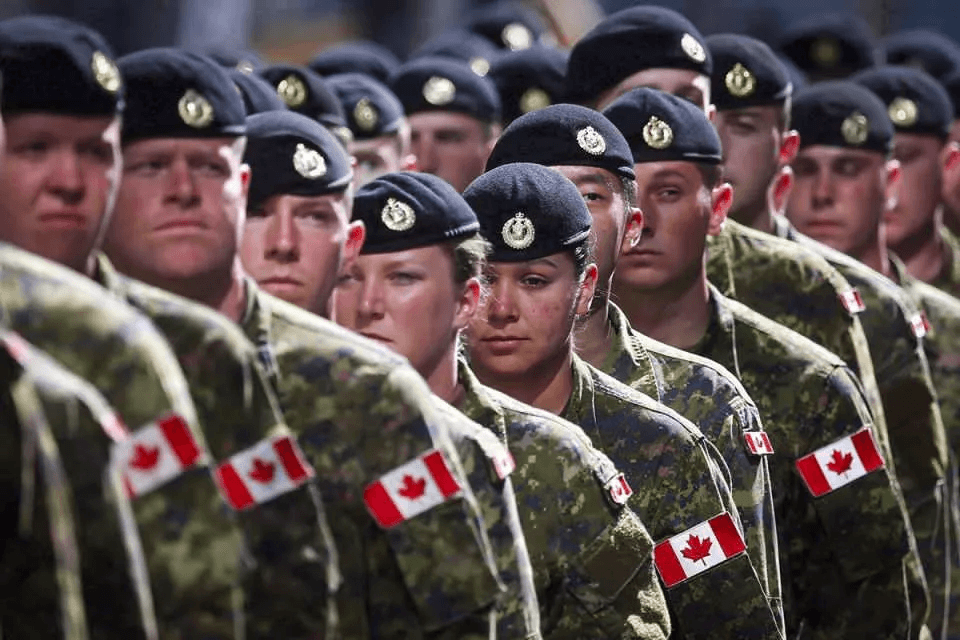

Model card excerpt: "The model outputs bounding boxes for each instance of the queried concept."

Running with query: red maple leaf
[129,444,160,470]
[397,474,427,500]
[680,534,713,565]
[249,458,275,484]
[826,449,853,475]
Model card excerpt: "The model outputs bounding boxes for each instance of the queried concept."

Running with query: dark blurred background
[0,0,949,61]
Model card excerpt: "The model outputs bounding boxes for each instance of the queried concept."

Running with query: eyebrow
[571,172,616,191]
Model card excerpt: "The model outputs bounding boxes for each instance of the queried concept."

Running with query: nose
[166,156,200,207]
[811,167,834,209]
[413,135,438,174]
[47,149,84,204]
[485,279,519,326]
[357,276,386,320]
[264,208,299,263]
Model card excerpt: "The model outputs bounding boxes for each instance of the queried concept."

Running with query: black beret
[488,45,568,125]
[118,48,245,143]
[410,29,503,78]
[851,65,953,138]
[244,110,353,210]
[463,162,591,262]
[353,171,479,254]
[462,1,544,51]
[603,88,722,165]
[566,7,711,105]
[229,68,286,115]
[707,33,791,110]
[258,64,350,136]
[390,56,501,123]
[791,81,893,153]
[0,15,122,116]
[325,73,404,140]
[308,41,401,85]
[205,46,265,74]
[486,103,635,180]
[882,30,960,81]
[777,12,876,79]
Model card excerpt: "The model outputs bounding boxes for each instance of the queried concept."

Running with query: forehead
[794,144,886,165]
[4,112,116,138]
[716,104,782,124]
[358,244,449,266]
[261,190,350,211]
[602,68,709,106]
[632,159,703,184]
[552,164,621,190]
[489,253,574,272]
[123,136,239,156]
[892,131,944,153]
[352,134,400,156]
[408,111,484,133]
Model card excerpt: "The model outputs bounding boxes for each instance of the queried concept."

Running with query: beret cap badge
[841,111,869,145]
[888,96,918,128]
[469,56,491,77]
[725,63,756,98]
[277,74,307,108]
[811,38,841,68]
[178,89,214,128]
[91,51,121,94]
[519,87,551,114]
[353,98,379,132]
[293,143,327,179]
[502,23,533,51]
[423,76,456,105]
[576,126,607,156]
[681,33,706,63]
[642,116,674,149]
[502,212,535,249]
[381,197,417,231]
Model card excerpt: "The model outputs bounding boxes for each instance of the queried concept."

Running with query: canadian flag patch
[364,450,462,528]
[605,473,633,505]
[838,289,866,314]
[653,512,747,588]
[795,427,884,497]
[909,312,931,339]
[743,431,774,455]
[214,435,314,510]
[118,414,202,497]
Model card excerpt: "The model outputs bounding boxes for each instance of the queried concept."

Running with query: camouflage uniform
[0,244,245,638]
[239,278,540,639]
[561,355,781,639]
[598,303,782,629]
[694,284,918,639]
[455,360,670,639]
[931,227,960,299]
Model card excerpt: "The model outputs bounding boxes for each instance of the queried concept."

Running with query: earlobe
[770,166,794,215]
[885,160,902,207]
[943,142,960,172]
[709,183,733,235]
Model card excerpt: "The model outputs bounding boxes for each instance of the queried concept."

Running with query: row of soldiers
[5,2,960,639]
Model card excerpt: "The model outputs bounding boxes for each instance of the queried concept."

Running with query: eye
[520,274,548,288]
[246,206,268,218]
[14,139,51,157]
[389,271,421,285]
[581,190,604,203]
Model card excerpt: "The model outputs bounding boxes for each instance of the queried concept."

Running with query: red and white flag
[605,473,633,505]
[744,431,774,455]
[838,289,866,314]
[795,427,884,497]
[909,312,931,339]
[214,435,314,510]
[653,513,747,588]
[364,449,462,528]
[118,414,202,497]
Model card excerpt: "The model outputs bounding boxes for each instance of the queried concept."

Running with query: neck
[616,270,710,350]
[733,203,775,235]
[473,345,574,415]
[856,237,891,277]
[423,341,464,407]
[574,296,615,368]
[142,259,247,322]
[891,219,944,284]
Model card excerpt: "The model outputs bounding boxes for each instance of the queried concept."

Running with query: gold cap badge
[576,126,606,156]
[277,74,307,108]
[293,144,327,179]
[178,89,214,128]
[681,33,706,63]
[236,60,255,75]
[725,63,756,98]
[91,51,120,94]
[502,23,533,51]
[643,116,674,150]
[519,87,551,114]
[469,56,491,77]
[811,38,841,68]
[502,213,535,250]
[888,96,918,128]
[423,76,456,106]
[381,197,416,231]
[353,98,379,132]
[841,111,869,145]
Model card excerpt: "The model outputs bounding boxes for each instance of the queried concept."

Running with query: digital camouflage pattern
[96,254,341,638]
[931,226,960,300]
[695,285,917,639]
[597,303,782,630]
[455,360,670,639]
[239,279,539,639]
[561,355,781,639]
[0,243,246,638]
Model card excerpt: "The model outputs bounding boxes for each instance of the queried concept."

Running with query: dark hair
[696,163,723,188]
[448,233,490,285]
[571,239,592,278]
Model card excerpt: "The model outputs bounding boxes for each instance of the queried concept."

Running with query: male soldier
[103,51,540,636]
[484,103,784,632]
[326,72,417,186]
[230,68,286,115]
[605,87,920,639]
[390,56,502,192]
[409,28,503,79]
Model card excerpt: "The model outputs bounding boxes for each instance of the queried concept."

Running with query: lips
[481,335,527,354]
[39,212,87,228]
[154,218,207,232]
[359,331,392,343]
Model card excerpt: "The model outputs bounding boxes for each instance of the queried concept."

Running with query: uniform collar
[456,358,509,444]
[601,303,665,400]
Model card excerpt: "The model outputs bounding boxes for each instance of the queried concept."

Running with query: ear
[622,207,644,251]
[779,130,800,165]
[770,165,794,215]
[484,123,503,156]
[885,159,902,211]
[709,182,733,236]
[453,277,482,331]
[941,141,960,173]
[705,103,717,124]
[340,220,366,273]
[401,153,418,172]
[575,263,599,316]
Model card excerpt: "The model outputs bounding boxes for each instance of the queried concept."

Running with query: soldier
[326,72,416,186]
[390,56,501,192]
[103,57,540,635]
[461,0,544,52]
[463,162,780,639]
[483,103,783,631]
[936,66,960,238]
[333,169,670,639]
[605,87,919,639]
[409,28,503,79]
